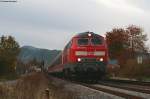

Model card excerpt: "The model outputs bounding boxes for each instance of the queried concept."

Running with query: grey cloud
[128,0,150,11]
[0,0,150,49]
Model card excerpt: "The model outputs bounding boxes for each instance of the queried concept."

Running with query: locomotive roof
[74,32,103,38]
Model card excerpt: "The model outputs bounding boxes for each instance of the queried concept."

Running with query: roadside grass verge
[47,78,76,99]
[0,72,77,99]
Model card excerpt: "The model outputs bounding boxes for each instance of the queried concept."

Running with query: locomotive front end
[65,32,108,78]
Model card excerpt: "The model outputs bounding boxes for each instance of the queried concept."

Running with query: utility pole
[129,29,134,58]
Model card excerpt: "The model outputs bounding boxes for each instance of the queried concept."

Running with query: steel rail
[98,81,150,94]
[80,83,144,99]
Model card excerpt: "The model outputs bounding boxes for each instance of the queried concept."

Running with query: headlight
[88,33,92,37]
[100,58,104,61]
[75,51,87,56]
[77,58,81,62]
[94,51,105,56]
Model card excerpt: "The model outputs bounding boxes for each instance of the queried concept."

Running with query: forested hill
[18,46,61,68]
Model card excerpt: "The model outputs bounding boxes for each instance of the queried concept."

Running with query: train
[48,32,109,80]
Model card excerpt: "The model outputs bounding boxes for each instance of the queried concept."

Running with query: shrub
[119,59,150,80]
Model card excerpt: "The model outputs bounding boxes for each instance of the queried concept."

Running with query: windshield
[78,38,89,45]
[91,38,102,45]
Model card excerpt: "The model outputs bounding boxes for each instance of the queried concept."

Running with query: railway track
[70,79,150,99]
[105,79,150,86]
[82,84,144,99]
[48,74,150,99]
[74,82,148,99]
[98,79,150,94]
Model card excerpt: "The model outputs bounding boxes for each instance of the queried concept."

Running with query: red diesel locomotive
[48,32,109,79]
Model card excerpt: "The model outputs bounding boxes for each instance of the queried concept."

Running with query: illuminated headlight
[100,58,104,62]
[94,51,105,56]
[77,58,81,62]
[75,51,87,56]
[88,33,92,37]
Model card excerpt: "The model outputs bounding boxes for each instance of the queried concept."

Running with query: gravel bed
[94,84,150,99]
[49,77,124,99]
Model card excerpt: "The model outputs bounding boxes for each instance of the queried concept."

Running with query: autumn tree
[106,25,148,65]
[126,25,147,57]
[106,28,129,61]
[0,35,20,75]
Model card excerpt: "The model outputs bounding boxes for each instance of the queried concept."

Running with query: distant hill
[18,46,61,68]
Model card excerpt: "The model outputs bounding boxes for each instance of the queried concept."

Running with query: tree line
[106,25,148,65]
[0,35,20,76]
[106,25,150,79]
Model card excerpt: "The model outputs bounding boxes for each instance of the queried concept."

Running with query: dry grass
[47,80,76,99]
[0,72,77,99]
[0,72,48,99]
[14,72,49,99]
[0,82,15,99]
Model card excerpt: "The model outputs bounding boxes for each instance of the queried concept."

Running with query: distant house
[136,52,150,64]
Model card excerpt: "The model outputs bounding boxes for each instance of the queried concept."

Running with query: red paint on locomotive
[48,32,109,78]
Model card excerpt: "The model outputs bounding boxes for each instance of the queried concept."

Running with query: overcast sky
[0,0,150,50]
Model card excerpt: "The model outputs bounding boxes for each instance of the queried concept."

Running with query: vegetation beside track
[0,72,77,99]
[118,59,150,81]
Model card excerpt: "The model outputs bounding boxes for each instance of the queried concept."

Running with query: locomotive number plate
[87,52,94,55]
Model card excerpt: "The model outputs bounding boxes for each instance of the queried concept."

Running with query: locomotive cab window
[78,38,89,46]
[91,38,102,45]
